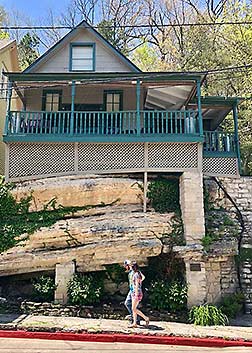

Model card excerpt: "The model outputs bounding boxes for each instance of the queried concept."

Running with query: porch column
[185,260,207,307]
[196,80,203,136]
[136,79,141,135]
[70,80,76,135]
[55,261,75,304]
[179,171,205,244]
[4,81,13,135]
[233,103,241,173]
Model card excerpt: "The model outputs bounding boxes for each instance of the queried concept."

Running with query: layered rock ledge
[0,205,173,277]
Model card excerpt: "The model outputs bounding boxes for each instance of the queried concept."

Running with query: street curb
[0,330,252,347]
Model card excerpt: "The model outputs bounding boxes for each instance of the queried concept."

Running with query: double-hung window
[104,91,123,112]
[42,90,62,111]
[70,43,95,71]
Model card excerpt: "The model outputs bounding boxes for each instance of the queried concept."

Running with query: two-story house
[2,21,242,306]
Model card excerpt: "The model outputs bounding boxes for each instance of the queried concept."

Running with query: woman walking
[129,262,149,328]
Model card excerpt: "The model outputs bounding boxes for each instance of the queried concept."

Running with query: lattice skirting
[6,142,200,181]
[203,157,239,177]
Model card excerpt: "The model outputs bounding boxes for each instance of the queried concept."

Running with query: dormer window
[70,43,95,71]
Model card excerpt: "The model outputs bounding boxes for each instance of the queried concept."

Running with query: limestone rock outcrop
[12,175,142,211]
[0,205,173,277]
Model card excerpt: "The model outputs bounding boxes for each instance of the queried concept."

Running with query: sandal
[128,324,138,328]
[145,317,150,327]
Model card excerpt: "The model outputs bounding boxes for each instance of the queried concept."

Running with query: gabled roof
[0,39,19,72]
[24,20,141,73]
[0,39,16,52]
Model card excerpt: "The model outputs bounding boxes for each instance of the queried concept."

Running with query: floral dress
[131,272,143,301]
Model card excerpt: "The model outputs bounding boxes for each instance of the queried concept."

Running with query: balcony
[204,131,237,157]
[4,109,202,143]
[3,110,238,157]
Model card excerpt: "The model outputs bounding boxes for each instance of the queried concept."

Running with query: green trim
[6,72,204,83]
[103,90,123,111]
[233,105,241,173]
[190,96,241,107]
[203,151,237,158]
[3,134,204,144]
[42,89,62,111]
[196,80,203,136]
[4,81,13,135]
[69,42,96,72]
[70,81,76,135]
[136,79,141,135]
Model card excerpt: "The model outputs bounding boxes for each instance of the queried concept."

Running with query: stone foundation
[205,256,239,304]
[180,171,205,244]
[1,174,249,309]
[206,176,252,312]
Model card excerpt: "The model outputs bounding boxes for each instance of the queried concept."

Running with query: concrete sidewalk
[0,314,252,341]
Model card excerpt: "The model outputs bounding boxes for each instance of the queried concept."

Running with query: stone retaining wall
[20,301,181,322]
[205,256,238,304]
[206,176,252,312]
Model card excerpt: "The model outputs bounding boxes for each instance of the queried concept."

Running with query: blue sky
[0,0,70,20]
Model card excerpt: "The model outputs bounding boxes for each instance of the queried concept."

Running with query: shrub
[189,304,228,326]
[67,273,103,306]
[219,293,244,319]
[32,275,57,302]
[168,282,187,312]
[147,179,179,213]
[149,280,187,312]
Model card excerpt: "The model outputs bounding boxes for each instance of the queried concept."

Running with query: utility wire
[3,63,252,81]
[3,21,252,30]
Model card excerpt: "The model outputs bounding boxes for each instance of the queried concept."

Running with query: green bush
[32,276,57,302]
[67,273,103,306]
[189,304,228,326]
[149,280,187,312]
[219,293,244,319]
[147,179,179,213]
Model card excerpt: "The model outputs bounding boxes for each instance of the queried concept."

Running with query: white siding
[33,28,133,73]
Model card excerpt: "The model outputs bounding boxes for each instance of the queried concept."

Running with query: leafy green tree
[131,41,160,71]
[18,33,40,70]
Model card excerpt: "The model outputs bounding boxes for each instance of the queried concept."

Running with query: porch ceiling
[145,84,194,110]
[188,96,242,129]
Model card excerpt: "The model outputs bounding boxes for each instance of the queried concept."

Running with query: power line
[3,20,252,30]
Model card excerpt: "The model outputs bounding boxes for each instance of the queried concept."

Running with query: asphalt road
[0,338,252,353]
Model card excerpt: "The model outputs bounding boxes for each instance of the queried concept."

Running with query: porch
[4,110,236,156]
[3,72,241,180]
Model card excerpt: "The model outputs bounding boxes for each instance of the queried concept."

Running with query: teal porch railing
[4,111,238,157]
[204,131,236,155]
[5,110,199,136]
